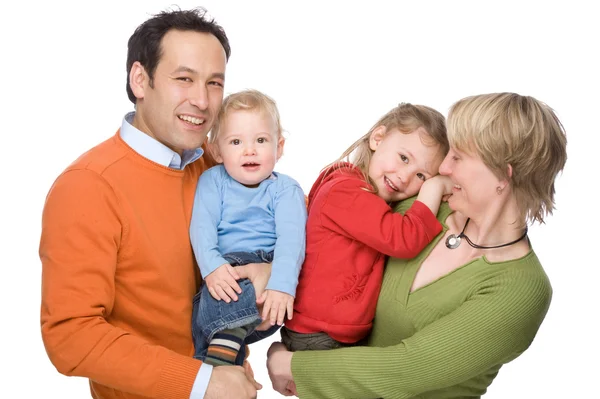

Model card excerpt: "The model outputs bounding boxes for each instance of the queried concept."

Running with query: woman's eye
[417,173,426,181]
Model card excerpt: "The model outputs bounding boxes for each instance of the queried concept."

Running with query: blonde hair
[447,92,567,225]
[209,89,283,143]
[330,103,448,192]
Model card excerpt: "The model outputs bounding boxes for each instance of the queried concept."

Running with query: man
[40,8,261,399]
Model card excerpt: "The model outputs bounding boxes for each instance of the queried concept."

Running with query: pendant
[445,234,462,249]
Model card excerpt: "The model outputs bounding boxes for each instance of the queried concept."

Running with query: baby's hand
[204,263,242,302]
[257,290,294,326]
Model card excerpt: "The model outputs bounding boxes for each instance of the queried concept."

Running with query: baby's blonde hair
[447,92,567,225]
[330,103,448,193]
[209,89,283,143]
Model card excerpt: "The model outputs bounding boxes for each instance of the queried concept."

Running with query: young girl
[282,102,452,350]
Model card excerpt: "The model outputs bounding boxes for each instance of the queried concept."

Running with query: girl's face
[368,126,443,203]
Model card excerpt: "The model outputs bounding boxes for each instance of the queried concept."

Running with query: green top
[291,201,552,398]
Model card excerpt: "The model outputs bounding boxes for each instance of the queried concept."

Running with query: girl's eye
[400,154,409,163]
[417,173,426,181]
[230,139,240,145]
[452,156,460,161]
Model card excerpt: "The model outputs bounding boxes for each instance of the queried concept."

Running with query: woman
[265,92,567,398]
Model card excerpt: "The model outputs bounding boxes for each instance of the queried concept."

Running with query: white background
[1,0,597,397]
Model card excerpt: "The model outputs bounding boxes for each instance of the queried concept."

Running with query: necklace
[445,218,528,250]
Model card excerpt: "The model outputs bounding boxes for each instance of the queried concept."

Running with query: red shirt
[285,164,442,343]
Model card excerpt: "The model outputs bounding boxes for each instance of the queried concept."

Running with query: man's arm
[40,169,201,397]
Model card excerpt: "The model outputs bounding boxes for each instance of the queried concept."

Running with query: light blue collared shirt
[120,112,204,169]
[120,112,213,398]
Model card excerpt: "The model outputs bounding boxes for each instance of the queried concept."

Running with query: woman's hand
[267,342,297,396]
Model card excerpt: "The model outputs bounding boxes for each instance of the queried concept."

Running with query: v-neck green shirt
[292,201,552,398]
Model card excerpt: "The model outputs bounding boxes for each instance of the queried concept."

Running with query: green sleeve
[291,267,551,398]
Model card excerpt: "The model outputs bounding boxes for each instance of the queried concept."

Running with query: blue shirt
[190,164,307,297]
[120,112,212,399]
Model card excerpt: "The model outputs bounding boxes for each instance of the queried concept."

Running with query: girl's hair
[209,89,283,143]
[447,92,567,225]
[328,103,448,193]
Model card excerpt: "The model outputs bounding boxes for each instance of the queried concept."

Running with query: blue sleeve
[267,177,307,296]
[190,166,229,277]
[189,364,213,398]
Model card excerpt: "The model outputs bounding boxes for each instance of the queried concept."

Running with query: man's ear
[368,126,387,151]
[276,136,285,160]
[129,61,148,100]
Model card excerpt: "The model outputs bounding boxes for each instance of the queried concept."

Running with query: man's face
[131,29,227,155]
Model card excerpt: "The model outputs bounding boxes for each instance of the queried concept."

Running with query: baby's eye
[400,154,409,163]
[417,173,426,181]
[257,137,266,144]
[230,139,240,145]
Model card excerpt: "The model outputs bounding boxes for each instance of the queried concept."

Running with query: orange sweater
[40,132,213,399]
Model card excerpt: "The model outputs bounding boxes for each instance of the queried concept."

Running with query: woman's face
[439,147,504,215]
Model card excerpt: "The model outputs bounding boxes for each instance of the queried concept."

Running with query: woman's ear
[369,126,387,151]
[497,164,513,192]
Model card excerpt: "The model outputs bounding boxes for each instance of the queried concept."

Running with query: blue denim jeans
[192,250,280,365]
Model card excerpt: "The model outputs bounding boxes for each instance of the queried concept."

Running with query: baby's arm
[262,179,307,325]
[190,166,242,301]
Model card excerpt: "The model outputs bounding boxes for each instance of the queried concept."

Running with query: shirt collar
[120,112,203,169]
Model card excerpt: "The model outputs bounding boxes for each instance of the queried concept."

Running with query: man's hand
[234,262,272,301]
[204,263,242,303]
[257,290,294,326]
[205,365,262,399]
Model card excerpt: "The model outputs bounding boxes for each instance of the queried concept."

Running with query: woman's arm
[269,267,551,398]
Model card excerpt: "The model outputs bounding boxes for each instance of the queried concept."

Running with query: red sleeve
[319,177,442,258]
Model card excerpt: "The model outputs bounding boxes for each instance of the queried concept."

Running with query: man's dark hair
[126,7,231,104]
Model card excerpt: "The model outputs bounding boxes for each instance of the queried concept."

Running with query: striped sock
[204,327,248,366]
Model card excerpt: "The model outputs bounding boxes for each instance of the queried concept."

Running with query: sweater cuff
[156,352,202,399]
[408,200,443,238]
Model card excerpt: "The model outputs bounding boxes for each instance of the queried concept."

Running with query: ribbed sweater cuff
[156,352,202,399]
[291,350,336,397]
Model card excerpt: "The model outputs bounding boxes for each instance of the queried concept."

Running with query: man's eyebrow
[209,72,225,81]
[173,66,197,74]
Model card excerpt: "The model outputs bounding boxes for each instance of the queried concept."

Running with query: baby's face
[214,110,283,187]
